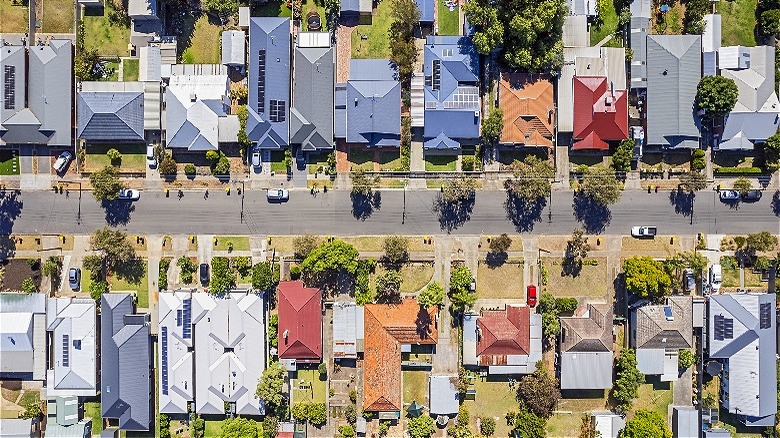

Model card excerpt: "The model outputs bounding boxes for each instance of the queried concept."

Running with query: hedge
[714,167,765,175]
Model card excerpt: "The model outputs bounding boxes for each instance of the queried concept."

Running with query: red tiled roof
[572,76,629,151]
[363,299,438,412]
[477,305,530,358]
[277,281,322,360]
[499,73,555,147]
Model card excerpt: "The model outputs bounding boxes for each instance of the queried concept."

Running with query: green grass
[86,144,147,172]
[352,0,393,59]
[373,264,435,294]
[42,0,73,33]
[109,260,149,309]
[402,371,428,406]
[302,0,327,31]
[590,0,618,46]
[378,151,402,170]
[0,0,28,33]
[424,154,457,171]
[214,236,250,252]
[722,266,740,288]
[123,58,139,81]
[84,402,102,434]
[437,0,460,35]
[204,420,223,437]
[270,151,288,173]
[348,148,374,171]
[463,376,517,438]
[83,2,130,57]
[307,152,331,174]
[181,15,222,64]
[100,61,120,81]
[630,380,673,421]
[292,368,327,404]
[252,0,293,17]
[717,0,757,47]
[0,150,19,175]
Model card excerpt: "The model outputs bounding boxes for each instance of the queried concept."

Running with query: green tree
[375,270,403,302]
[580,167,622,206]
[612,139,634,172]
[489,233,512,255]
[206,150,220,163]
[350,169,380,196]
[214,156,230,175]
[91,227,136,269]
[555,297,578,314]
[618,410,672,438]
[516,362,561,418]
[480,417,496,436]
[20,277,36,293]
[579,414,597,438]
[89,165,123,201]
[191,415,205,438]
[678,349,695,369]
[760,9,780,35]
[481,107,504,144]
[159,155,178,176]
[293,235,320,260]
[256,361,285,408]
[338,425,356,438]
[106,148,122,162]
[733,177,752,195]
[300,240,360,284]
[764,131,780,166]
[89,280,108,301]
[203,0,239,21]
[679,171,707,193]
[442,176,477,204]
[268,313,278,348]
[507,409,547,438]
[449,266,475,312]
[501,0,566,71]
[746,231,778,252]
[696,76,739,121]
[159,413,171,438]
[252,262,280,292]
[418,281,445,307]
[291,402,309,422]
[389,0,420,80]
[464,0,504,54]
[407,415,435,438]
[622,256,672,299]
[220,417,258,438]
[283,149,293,170]
[308,403,327,426]
[671,251,709,276]
[612,349,644,414]
[19,396,41,419]
[261,416,279,438]
[505,156,554,201]
[564,228,590,275]
[383,236,409,266]
[209,256,235,295]
[177,256,197,284]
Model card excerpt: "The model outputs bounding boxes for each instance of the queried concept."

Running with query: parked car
[631,226,657,238]
[527,285,537,307]
[683,268,695,292]
[251,149,261,168]
[200,263,210,286]
[709,264,722,292]
[267,188,289,202]
[719,190,740,202]
[306,11,322,31]
[296,149,306,170]
[742,189,762,202]
[117,189,140,201]
[52,151,73,174]
[68,267,81,290]
[146,145,157,168]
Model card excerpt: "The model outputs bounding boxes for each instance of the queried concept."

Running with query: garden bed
[0,259,41,292]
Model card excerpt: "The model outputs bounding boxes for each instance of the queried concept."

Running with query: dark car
[527,285,537,307]
[200,263,210,286]
[306,11,322,31]
[742,189,762,202]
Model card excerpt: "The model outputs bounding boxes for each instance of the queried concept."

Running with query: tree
[191,415,205,438]
[500,0,566,71]
[481,107,504,144]
[505,156,554,201]
[618,410,672,438]
[555,297,578,314]
[375,270,403,303]
[764,131,780,166]
[293,235,320,259]
[268,314,278,348]
[671,251,709,276]
[89,165,123,201]
[206,150,220,163]
[489,233,512,255]
[220,417,258,438]
[21,277,36,293]
[91,227,136,269]
[252,262,280,292]
[177,256,197,284]
[564,228,590,275]
[418,281,445,307]
[623,256,672,299]
[209,256,234,295]
[449,266,475,312]
[41,256,62,289]
[261,416,279,438]
[696,76,739,121]
[75,48,102,81]
[283,149,293,170]
[338,425,356,438]
[480,417,496,436]
[678,349,695,369]
[389,0,420,80]
[679,171,707,193]
[760,9,780,35]
[579,414,597,438]
[159,413,171,438]
[383,236,409,266]
[516,362,561,418]
[407,415,435,438]
[256,361,285,408]
[291,403,309,422]
[580,167,622,206]
[612,349,644,414]
[300,240,360,284]
[350,169,380,196]
[202,0,238,21]
[107,148,122,162]
[89,280,108,301]
[507,409,547,438]
[733,177,752,195]
[442,176,477,204]
[308,403,327,426]
[612,139,634,172]
[159,156,177,176]
[464,0,504,54]
[19,396,41,419]
[214,156,230,175]
[746,231,778,252]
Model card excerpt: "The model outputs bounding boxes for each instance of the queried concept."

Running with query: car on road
[631,226,657,238]
[719,190,740,202]
[683,268,695,292]
[742,189,762,202]
[52,151,73,174]
[709,264,722,292]
[251,149,261,168]
[146,145,157,168]
[267,188,289,202]
[68,267,81,290]
[118,189,141,201]
[200,263,209,286]
[527,285,537,307]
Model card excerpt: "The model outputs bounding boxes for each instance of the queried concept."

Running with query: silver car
[118,189,141,201]
[52,151,73,174]
[68,267,81,290]
[719,190,740,202]
[266,188,289,202]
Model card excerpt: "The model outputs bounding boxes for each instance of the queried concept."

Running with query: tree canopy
[746,231,778,253]
[481,107,504,144]
[383,236,409,266]
[507,409,547,438]
[463,0,504,54]
[417,281,445,307]
[350,169,380,196]
[489,234,512,255]
[300,240,360,284]
[91,227,136,269]
[516,362,561,418]
[764,131,780,166]
[696,76,739,121]
[219,417,258,438]
[580,167,622,205]
[505,156,554,201]
[679,171,707,193]
[389,0,420,80]
[252,262,279,292]
[442,177,477,204]
[202,0,239,21]
[449,266,475,312]
[255,361,285,408]
[618,410,672,438]
[407,414,435,438]
[623,256,671,299]
[612,349,644,414]
[612,139,634,173]
[89,165,123,202]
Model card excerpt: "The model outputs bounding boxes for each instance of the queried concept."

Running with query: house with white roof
[46,298,97,397]
[332,302,364,361]
[0,293,46,380]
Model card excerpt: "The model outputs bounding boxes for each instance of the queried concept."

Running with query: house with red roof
[277,281,322,365]
[462,305,542,374]
[572,76,628,151]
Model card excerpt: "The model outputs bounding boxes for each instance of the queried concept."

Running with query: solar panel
[257,50,266,114]
[161,327,169,395]
[182,299,192,339]
[714,315,724,341]
[724,318,734,339]
[269,99,286,123]
[177,309,182,327]
[432,60,441,91]
[759,303,772,330]
[3,65,15,110]
[62,334,70,367]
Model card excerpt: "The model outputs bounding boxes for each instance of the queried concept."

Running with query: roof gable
[344,60,401,146]
[291,45,334,150]
[78,92,145,141]
[499,74,554,146]
[477,306,531,356]
[633,296,693,350]
[572,76,628,150]
[277,282,322,360]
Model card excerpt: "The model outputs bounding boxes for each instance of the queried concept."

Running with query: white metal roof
[46,298,97,397]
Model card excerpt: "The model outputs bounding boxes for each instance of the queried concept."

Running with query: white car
[709,264,722,292]
[266,188,289,202]
[52,151,73,174]
[252,149,261,168]
[146,145,157,168]
[118,188,141,201]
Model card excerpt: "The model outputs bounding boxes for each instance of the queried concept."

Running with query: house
[46,298,97,397]
[221,30,246,67]
[333,302,364,360]
[462,305,542,374]
[0,293,46,380]
[78,84,145,142]
[673,406,699,438]
[572,76,628,151]
[0,418,39,437]
[100,294,152,431]
[429,375,459,416]
[278,281,322,365]
[335,59,401,147]
[497,73,555,148]
[630,296,692,381]
[363,299,438,414]
[415,0,434,24]
[128,0,157,21]
[0,39,72,147]
[422,36,480,150]
[718,46,780,151]
[291,33,335,152]
[559,303,613,389]
[165,65,230,151]
[248,17,291,149]
[629,0,651,89]
[702,14,721,76]
[707,293,776,426]
[158,291,194,414]
[646,35,701,149]
[592,411,625,438]
[340,0,372,20]
[45,396,92,438]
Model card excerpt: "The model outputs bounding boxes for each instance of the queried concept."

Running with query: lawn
[589,0,618,46]
[123,58,139,81]
[348,148,374,171]
[270,151,287,173]
[424,154,457,171]
[109,259,149,309]
[653,2,683,34]
[181,15,222,64]
[621,236,682,256]
[42,0,73,33]
[302,0,327,31]
[630,380,673,421]
[476,261,524,299]
[378,150,402,170]
[85,144,147,172]
[84,401,102,433]
[0,0,27,33]
[204,420,223,437]
[352,0,393,59]
[717,0,757,47]
[214,236,250,252]
[83,2,131,57]
[722,266,740,288]
[550,389,610,436]
[463,376,517,438]
[307,152,331,174]
[402,371,428,406]
[292,368,327,404]
[543,258,609,298]
[0,150,19,175]
[437,0,460,35]
[373,263,435,293]
[252,0,292,17]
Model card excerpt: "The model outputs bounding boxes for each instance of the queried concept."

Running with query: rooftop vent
[283,329,289,339]
[190,93,197,102]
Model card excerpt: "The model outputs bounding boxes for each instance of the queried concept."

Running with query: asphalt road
[3,188,779,236]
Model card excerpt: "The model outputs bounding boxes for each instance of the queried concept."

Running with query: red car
[527,285,537,307]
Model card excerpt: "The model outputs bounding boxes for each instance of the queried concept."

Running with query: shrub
[159,156,177,175]
[177,256,197,284]
[89,280,108,301]
[21,277,37,293]
[462,155,475,171]
[338,425,355,438]
[349,389,357,403]
[318,362,328,375]
[214,156,230,175]
[184,163,196,176]
[555,297,578,314]
[480,417,496,436]
[678,349,695,369]
[714,166,763,175]
[231,256,252,276]
[291,403,309,422]
[308,403,327,426]
[344,404,356,425]
[159,258,171,290]
[290,265,301,279]
[107,148,122,162]
[206,150,220,163]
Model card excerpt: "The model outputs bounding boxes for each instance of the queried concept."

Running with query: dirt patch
[1,259,41,292]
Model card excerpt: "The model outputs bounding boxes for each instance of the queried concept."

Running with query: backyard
[352,0,393,59]
[123,58,139,81]
[629,380,673,421]
[42,0,74,33]
[543,257,609,299]
[717,0,757,47]
[424,154,457,171]
[181,15,223,64]
[0,150,19,175]
[252,0,292,17]
[0,0,27,33]
[437,0,460,35]
[652,2,684,34]
[85,144,147,173]
[462,376,517,438]
[476,261,524,300]
[292,368,327,404]
[83,3,131,57]
[589,0,618,46]
[549,390,611,436]
[402,370,428,406]
[84,402,102,433]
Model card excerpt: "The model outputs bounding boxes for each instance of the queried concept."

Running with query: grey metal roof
[221,30,246,66]
[415,0,434,22]
[138,46,161,82]
[462,312,478,366]
[563,15,589,48]
[568,0,596,16]
[560,352,613,389]
[708,293,776,423]
[248,17,290,149]
[630,0,651,18]
[0,418,35,437]
[630,17,649,89]
[646,35,701,148]
[165,73,228,151]
[100,294,151,432]
[291,44,334,151]
[340,0,371,14]
[0,42,26,126]
[703,430,731,438]
[78,91,145,141]
[673,406,699,438]
[128,0,157,19]
[341,59,401,146]
[0,293,46,379]
[429,375,459,415]
[333,302,363,359]
[593,412,625,438]
[45,298,97,397]
[703,14,721,52]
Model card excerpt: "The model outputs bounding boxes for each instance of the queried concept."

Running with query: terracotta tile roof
[498,73,555,147]
[277,281,323,360]
[477,305,530,359]
[560,303,613,353]
[572,76,629,150]
[363,299,438,412]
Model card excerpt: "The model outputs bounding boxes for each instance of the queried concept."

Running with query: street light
[59,180,81,225]
[231,179,247,223]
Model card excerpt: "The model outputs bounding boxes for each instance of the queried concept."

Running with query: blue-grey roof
[415,0,434,22]
[720,112,780,150]
[340,0,371,14]
[338,59,401,146]
[646,35,701,148]
[423,36,480,149]
[560,352,613,389]
[100,294,151,432]
[291,45,334,151]
[673,407,699,438]
[630,17,649,89]
[77,92,144,141]
[248,17,290,149]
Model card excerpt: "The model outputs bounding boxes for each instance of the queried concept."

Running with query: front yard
[351,0,393,59]
[0,259,41,292]
[0,0,27,33]
[372,263,435,294]
[83,3,131,57]
[424,154,457,171]
[476,260,524,300]
[0,150,19,175]
[543,257,609,299]
[85,144,147,173]
[108,259,149,309]
[292,368,327,404]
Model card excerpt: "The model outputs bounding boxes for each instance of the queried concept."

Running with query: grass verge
[424,154,457,171]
